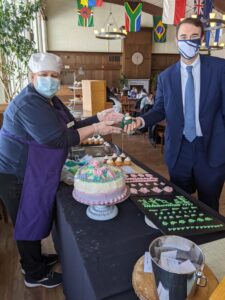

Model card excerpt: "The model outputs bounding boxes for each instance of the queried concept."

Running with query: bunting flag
[185,0,213,18]
[81,0,103,7]
[163,0,213,25]
[124,1,143,32]
[162,0,187,25]
[153,16,167,43]
[194,0,204,16]
[203,0,213,18]
[77,0,94,27]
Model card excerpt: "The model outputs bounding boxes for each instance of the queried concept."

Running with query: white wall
[46,0,178,53]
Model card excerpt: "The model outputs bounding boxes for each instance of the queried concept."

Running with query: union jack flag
[194,0,204,16]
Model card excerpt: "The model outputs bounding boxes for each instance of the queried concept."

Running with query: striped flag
[162,0,187,25]
[124,1,143,32]
[203,0,213,18]
[153,16,167,43]
[77,0,94,27]
[81,0,103,7]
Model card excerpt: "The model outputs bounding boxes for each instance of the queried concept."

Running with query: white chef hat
[28,52,63,74]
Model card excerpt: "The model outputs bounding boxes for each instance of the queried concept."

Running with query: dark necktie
[184,66,196,142]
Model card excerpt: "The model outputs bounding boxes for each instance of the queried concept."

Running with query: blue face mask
[177,38,201,60]
[34,76,60,98]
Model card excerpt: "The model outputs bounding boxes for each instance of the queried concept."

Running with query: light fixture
[191,12,225,52]
[94,10,127,40]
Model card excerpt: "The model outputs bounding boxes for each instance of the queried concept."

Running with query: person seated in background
[129,86,138,98]
[140,92,154,111]
[106,86,122,113]
[0,52,123,289]
[137,88,147,100]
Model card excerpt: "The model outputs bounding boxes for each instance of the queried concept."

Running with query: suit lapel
[172,62,184,120]
[199,55,210,116]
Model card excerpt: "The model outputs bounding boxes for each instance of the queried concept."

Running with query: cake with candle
[73,160,129,205]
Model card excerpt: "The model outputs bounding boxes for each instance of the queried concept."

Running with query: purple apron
[1,99,70,240]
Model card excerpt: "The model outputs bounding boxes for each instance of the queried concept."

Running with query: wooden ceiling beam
[214,0,225,14]
[104,0,163,16]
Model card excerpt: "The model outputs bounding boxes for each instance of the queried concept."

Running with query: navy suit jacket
[142,55,225,168]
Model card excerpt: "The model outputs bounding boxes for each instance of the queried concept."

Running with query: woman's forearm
[77,125,95,142]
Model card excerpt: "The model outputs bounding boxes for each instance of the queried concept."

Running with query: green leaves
[0,0,41,101]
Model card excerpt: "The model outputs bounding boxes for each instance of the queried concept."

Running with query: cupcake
[112,153,118,162]
[82,139,88,145]
[103,155,109,164]
[124,157,131,165]
[93,137,99,145]
[115,157,123,166]
[99,137,104,144]
[106,159,114,166]
[119,153,126,161]
[88,138,93,145]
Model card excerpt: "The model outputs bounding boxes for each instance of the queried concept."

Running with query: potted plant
[0,0,41,102]
[119,73,128,90]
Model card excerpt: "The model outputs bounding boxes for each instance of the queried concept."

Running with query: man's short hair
[176,18,205,37]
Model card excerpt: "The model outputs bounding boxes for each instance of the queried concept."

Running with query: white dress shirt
[180,55,203,136]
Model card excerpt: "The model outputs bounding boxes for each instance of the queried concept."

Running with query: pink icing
[151,187,162,193]
[163,186,173,193]
[91,160,100,167]
[139,187,150,193]
[130,188,138,194]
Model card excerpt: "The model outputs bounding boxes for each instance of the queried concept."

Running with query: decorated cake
[73,160,129,205]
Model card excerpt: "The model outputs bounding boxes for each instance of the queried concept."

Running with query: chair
[120,96,130,113]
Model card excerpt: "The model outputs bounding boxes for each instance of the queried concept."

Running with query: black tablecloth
[53,159,225,300]
[54,183,161,300]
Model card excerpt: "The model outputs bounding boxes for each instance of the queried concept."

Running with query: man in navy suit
[125,18,225,211]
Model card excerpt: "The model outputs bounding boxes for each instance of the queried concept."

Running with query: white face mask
[177,38,201,60]
[34,76,60,98]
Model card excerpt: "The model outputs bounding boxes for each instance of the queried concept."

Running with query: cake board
[132,256,218,300]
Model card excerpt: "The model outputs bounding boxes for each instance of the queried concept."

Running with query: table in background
[53,158,225,300]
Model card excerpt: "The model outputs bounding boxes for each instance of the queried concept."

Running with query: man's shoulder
[200,54,225,67]
[159,61,179,79]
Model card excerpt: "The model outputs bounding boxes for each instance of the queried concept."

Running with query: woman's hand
[124,117,143,134]
[93,121,122,136]
[97,108,123,123]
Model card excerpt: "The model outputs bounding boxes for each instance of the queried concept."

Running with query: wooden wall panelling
[122,29,152,79]
[50,51,179,88]
[49,51,122,88]
[151,54,180,72]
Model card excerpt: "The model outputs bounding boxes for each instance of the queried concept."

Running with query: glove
[124,117,144,134]
[93,121,122,136]
[97,108,123,123]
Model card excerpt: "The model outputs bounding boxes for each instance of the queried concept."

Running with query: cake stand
[75,186,130,221]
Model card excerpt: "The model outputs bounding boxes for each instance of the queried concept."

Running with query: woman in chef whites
[0,52,123,288]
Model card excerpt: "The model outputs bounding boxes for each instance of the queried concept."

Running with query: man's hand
[93,121,122,136]
[97,108,123,123]
[124,117,143,134]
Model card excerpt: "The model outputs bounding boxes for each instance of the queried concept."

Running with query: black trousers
[168,137,225,212]
[0,173,49,280]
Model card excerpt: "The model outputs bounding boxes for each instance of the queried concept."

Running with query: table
[53,158,225,300]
